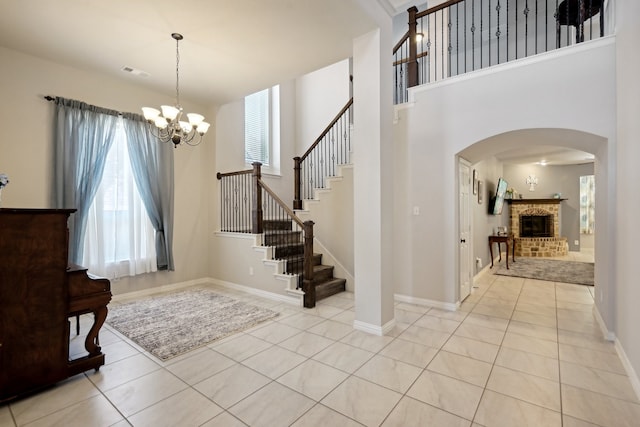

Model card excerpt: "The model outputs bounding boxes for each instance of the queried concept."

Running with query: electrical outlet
[574,240,579,246]
[475,257,482,268]
[249,267,254,276]
[413,206,420,215]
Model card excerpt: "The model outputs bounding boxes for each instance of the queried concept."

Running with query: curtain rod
[43,95,141,119]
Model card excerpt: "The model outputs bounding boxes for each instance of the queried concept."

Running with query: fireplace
[508,199,567,257]
[520,214,554,237]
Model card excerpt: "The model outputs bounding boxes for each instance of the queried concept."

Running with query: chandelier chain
[175,36,180,107]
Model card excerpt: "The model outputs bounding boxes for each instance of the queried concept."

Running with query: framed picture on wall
[473,170,478,195]
[477,180,483,204]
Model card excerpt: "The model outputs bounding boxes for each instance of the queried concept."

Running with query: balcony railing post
[302,220,315,308]
[252,162,263,234]
[407,6,419,88]
[293,156,302,210]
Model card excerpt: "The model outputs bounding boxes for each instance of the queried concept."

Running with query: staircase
[263,219,346,301]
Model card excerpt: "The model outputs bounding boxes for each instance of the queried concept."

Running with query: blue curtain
[122,113,175,270]
[54,98,119,264]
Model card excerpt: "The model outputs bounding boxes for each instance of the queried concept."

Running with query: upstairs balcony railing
[394,0,605,103]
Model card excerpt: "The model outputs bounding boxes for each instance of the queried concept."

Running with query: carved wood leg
[84,306,108,357]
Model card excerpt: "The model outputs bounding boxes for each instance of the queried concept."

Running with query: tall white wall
[0,46,213,295]
[615,0,640,392]
[393,38,616,319]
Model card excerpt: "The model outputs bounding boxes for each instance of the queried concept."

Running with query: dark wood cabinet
[0,209,111,402]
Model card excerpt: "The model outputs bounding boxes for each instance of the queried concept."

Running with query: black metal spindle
[525,0,529,56]
[488,0,492,66]
[496,0,501,64]
[480,0,483,68]
[535,0,539,54]
[472,0,476,69]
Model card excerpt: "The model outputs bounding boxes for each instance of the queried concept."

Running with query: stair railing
[218,162,317,308]
[394,0,605,104]
[293,98,353,210]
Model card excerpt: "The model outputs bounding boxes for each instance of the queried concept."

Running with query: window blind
[245,88,270,165]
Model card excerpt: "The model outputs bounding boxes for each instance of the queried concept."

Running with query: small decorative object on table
[0,173,9,207]
[505,187,517,199]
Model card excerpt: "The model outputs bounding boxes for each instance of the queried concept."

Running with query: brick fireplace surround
[508,199,568,257]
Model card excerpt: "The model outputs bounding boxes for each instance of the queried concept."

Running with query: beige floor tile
[562,384,640,427]
[277,359,349,401]
[397,325,451,348]
[486,366,560,411]
[474,390,561,427]
[501,331,558,359]
[562,415,601,427]
[194,364,271,409]
[87,353,161,392]
[127,388,223,427]
[200,411,248,427]
[330,309,356,325]
[312,342,374,374]
[515,301,557,317]
[379,338,439,368]
[385,322,411,337]
[511,310,557,328]
[463,313,509,332]
[471,303,514,320]
[407,370,483,420]
[103,369,188,417]
[560,361,638,402]
[209,333,272,361]
[507,320,558,342]
[382,396,471,427]
[495,347,559,381]
[279,331,335,357]
[454,322,506,346]
[559,343,626,374]
[303,304,345,319]
[394,308,423,324]
[242,345,306,379]
[427,350,492,387]
[442,335,500,363]
[414,314,461,333]
[395,302,431,314]
[229,382,314,427]
[247,322,302,344]
[340,330,394,353]
[100,340,140,364]
[354,355,422,393]
[17,394,123,427]
[558,328,616,354]
[291,404,363,427]
[556,301,593,312]
[10,375,101,426]
[321,376,402,426]
[557,308,597,322]
[0,406,13,426]
[277,312,325,330]
[308,319,354,341]
[165,349,235,385]
[557,317,602,335]
[319,295,355,310]
[427,307,470,322]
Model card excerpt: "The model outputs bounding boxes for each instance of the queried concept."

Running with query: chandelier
[142,33,210,147]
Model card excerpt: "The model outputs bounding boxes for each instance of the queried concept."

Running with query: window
[82,119,157,279]
[244,86,280,172]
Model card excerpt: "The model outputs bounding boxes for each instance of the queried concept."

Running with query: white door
[459,159,472,301]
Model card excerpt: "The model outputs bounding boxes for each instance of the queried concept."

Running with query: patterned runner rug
[106,288,279,360]
[494,258,594,286]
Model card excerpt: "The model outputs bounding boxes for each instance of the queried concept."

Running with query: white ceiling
[0,0,592,165]
[0,0,378,106]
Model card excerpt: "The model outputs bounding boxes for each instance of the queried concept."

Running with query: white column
[352,23,395,335]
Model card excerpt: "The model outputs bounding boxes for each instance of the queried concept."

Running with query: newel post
[252,162,263,234]
[302,220,315,308]
[293,157,302,210]
[407,6,419,88]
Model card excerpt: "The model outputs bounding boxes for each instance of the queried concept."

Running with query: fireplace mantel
[507,198,567,204]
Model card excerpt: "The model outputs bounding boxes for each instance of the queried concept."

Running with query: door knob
[460,239,466,243]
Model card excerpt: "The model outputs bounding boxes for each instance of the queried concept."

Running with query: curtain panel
[54,98,175,270]
[122,113,175,270]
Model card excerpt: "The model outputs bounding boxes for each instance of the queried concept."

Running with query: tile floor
[2,250,639,426]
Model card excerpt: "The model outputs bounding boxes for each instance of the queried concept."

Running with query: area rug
[106,288,279,360]
[494,258,594,286]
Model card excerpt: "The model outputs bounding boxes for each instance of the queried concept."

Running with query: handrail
[416,0,463,18]
[293,98,353,210]
[300,97,354,162]
[258,180,304,228]
[216,169,252,179]
[393,31,409,54]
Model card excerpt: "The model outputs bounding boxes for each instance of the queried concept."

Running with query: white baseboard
[593,305,616,342]
[208,277,302,306]
[111,278,210,303]
[394,293,458,311]
[614,338,640,402]
[353,318,396,336]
